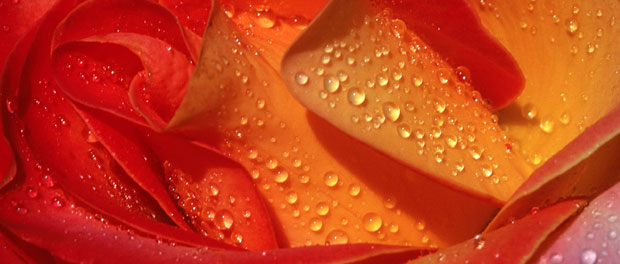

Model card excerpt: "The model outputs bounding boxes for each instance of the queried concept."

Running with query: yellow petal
[472,0,620,167]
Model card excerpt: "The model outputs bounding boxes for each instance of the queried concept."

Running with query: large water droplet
[273,167,289,183]
[324,74,340,93]
[382,102,400,122]
[316,202,330,216]
[324,171,339,187]
[309,217,323,232]
[580,249,597,264]
[295,72,309,85]
[397,124,412,138]
[326,229,349,245]
[362,212,382,232]
[347,88,366,106]
[214,209,234,230]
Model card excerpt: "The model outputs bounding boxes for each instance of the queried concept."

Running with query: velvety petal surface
[488,104,620,231]
[473,0,620,168]
[281,0,531,204]
[411,200,584,264]
[168,0,498,247]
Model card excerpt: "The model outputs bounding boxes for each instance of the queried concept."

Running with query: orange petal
[472,0,620,167]
[219,0,327,70]
[281,0,531,204]
[487,104,620,231]
[410,200,584,264]
[168,1,497,247]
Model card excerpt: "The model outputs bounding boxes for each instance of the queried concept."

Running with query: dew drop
[580,249,597,264]
[382,102,400,122]
[397,124,412,138]
[321,54,331,65]
[469,146,483,160]
[437,68,450,84]
[362,212,382,232]
[391,18,407,38]
[347,88,366,106]
[559,112,571,125]
[522,103,537,120]
[309,217,323,232]
[348,184,361,196]
[389,223,400,233]
[265,158,278,169]
[412,76,424,87]
[549,253,563,263]
[214,209,234,230]
[323,75,340,93]
[383,196,396,209]
[324,171,339,187]
[295,72,309,85]
[316,202,330,216]
[376,73,389,87]
[481,164,493,178]
[286,191,298,204]
[473,235,486,250]
[567,19,579,34]
[273,167,289,183]
[539,118,555,134]
[445,135,458,148]
[326,229,349,245]
[255,10,276,28]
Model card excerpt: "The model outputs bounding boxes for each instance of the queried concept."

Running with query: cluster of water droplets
[292,8,519,186]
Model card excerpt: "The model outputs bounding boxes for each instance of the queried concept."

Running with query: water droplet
[321,54,331,65]
[255,9,276,28]
[383,196,396,209]
[377,73,389,87]
[445,135,458,148]
[324,171,339,187]
[455,66,472,84]
[256,98,265,109]
[347,88,366,106]
[392,69,403,81]
[397,124,412,138]
[580,249,597,264]
[539,118,555,134]
[559,112,571,125]
[437,68,450,84]
[567,19,579,34]
[522,103,537,120]
[26,187,38,198]
[469,146,483,160]
[434,99,447,113]
[362,212,382,232]
[214,209,234,230]
[51,196,64,208]
[247,148,258,160]
[223,3,235,18]
[15,206,28,215]
[549,253,563,263]
[481,164,493,178]
[273,167,289,183]
[208,184,220,197]
[265,158,278,169]
[416,221,426,231]
[348,184,361,196]
[382,102,400,122]
[337,71,348,82]
[412,76,424,87]
[299,174,310,184]
[326,229,349,245]
[391,18,407,38]
[323,75,340,93]
[316,202,330,216]
[295,72,309,85]
[473,235,486,250]
[309,217,323,232]
[286,191,298,204]
[389,223,400,233]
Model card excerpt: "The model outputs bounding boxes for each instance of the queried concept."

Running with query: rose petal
[0,162,428,263]
[374,0,524,110]
[168,1,498,247]
[472,0,620,168]
[411,200,584,264]
[0,0,58,67]
[76,107,278,250]
[52,33,194,130]
[487,104,620,230]
[53,0,198,61]
[1,0,219,248]
[281,0,531,204]
[536,181,620,263]
[158,0,211,35]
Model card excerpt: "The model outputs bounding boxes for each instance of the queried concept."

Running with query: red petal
[411,200,584,263]
[77,107,278,250]
[53,0,197,61]
[488,104,620,230]
[373,0,523,110]
[158,0,211,36]
[52,33,194,130]
[1,0,219,248]
[0,163,428,262]
[0,0,58,68]
[0,229,27,264]
[537,182,620,263]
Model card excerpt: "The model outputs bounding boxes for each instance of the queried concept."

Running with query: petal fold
[281,0,531,204]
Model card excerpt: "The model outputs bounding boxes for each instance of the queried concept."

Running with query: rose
[1,0,620,263]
